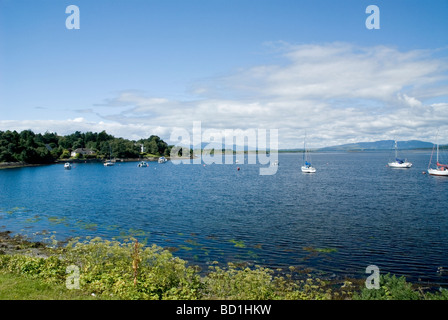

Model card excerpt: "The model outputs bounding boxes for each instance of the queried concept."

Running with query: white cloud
[2,42,448,148]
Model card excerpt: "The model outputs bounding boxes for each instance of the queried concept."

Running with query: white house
[71,148,96,157]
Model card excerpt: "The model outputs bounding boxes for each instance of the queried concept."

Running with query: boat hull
[388,161,412,168]
[428,168,448,176]
[301,166,316,173]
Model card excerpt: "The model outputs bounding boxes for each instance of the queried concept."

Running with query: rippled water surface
[1,151,447,285]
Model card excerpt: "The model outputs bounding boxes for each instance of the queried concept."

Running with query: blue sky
[1,0,447,147]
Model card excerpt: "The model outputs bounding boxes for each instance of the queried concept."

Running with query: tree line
[0,130,174,164]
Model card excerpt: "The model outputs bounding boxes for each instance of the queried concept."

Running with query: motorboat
[138,161,148,167]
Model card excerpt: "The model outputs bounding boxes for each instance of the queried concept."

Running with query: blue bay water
[1,151,448,286]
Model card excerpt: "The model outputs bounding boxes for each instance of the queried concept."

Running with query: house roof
[72,148,95,154]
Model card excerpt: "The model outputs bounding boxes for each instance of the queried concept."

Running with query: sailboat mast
[394,140,398,158]
[437,141,439,163]
[303,135,306,162]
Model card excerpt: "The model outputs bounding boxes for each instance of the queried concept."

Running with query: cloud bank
[2,42,448,148]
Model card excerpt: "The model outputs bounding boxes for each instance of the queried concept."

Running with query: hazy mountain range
[316,140,435,151]
[192,140,439,152]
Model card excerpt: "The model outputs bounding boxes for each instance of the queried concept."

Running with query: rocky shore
[0,162,48,170]
[0,157,168,170]
[0,231,51,258]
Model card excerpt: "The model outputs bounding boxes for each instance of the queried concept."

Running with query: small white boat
[64,162,72,170]
[138,161,148,167]
[388,140,412,168]
[428,135,448,176]
[388,160,412,168]
[104,161,114,166]
[158,156,167,163]
[301,164,316,173]
[301,134,316,173]
[271,160,279,166]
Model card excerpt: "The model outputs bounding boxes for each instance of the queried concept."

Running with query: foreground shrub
[354,274,424,300]
[0,254,67,283]
[62,237,203,299]
[204,263,331,300]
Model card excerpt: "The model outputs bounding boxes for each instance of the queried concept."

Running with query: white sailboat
[428,135,448,176]
[301,134,316,173]
[104,145,114,166]
[388,140,412,168]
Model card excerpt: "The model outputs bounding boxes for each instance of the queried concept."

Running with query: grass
[0,273,98,300]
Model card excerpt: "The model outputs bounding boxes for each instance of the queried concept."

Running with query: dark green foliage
[0,130,52,164]
[0,130,173,164]
[353,274,427,300]
[138,135,172,156]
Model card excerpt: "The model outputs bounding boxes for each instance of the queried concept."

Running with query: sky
[1,0,447,148]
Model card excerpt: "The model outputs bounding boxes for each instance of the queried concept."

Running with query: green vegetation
[229,239,246,248]
[0,129,174,164]
[1,236,447,300]
[0,273,98,300]
[353,274,448,300]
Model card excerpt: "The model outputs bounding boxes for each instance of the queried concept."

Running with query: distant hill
[189,139,441,152]
[318,140,434,151]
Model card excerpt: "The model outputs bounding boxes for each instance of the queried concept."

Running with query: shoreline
[1,229,447,297]
[0,231,51,258]
[0,162,50,170]
[0,157,171,170]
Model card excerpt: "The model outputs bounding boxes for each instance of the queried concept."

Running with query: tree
[60,149,71,159]
[147,140,159,155]
[0,129,171,164]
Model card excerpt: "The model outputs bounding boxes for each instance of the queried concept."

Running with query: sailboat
[301,134,316,173]
[388,140,412,168]
[104,145,114,166]
[428,135,448,176]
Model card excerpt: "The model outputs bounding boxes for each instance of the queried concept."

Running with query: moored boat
[138,161,148,167]
[158,156,167,163]
[104,144,114,166]
[301,134,316,173]
[388,140,412,168]
[428,134,448,176]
